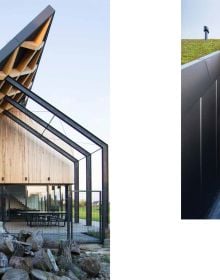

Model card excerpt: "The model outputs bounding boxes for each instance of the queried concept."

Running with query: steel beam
[74,163,79,223]
[1,186,5,221]
[86,155,92,226]
[3,110,78,164]
[4,96,90,157]
[102,145,109,233]
[70,185,73,240]
[65,185,70,239]
[66,185,72,240]
[5,95,94,226]
[6,76,107,147]
[6,77,109,240]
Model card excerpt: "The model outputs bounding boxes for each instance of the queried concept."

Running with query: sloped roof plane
[0,5,55,113]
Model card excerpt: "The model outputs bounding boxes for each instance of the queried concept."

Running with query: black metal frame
[4,95,93,225]
[4,76,109,241]
[3,110,78,163]
[0,4,109,241]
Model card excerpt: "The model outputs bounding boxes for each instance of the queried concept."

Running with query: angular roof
[0,5,55,113]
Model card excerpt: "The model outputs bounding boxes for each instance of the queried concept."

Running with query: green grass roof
[181,39,220,64]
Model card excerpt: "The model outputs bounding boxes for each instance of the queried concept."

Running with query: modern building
[182,52,220,219]
[0,5,109,242]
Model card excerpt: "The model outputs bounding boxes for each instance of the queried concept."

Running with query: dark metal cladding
[0,5,55,64]
[182,51,220,219]
[182,59,212,113]
[204,53,220,81]
[201,85,217,215]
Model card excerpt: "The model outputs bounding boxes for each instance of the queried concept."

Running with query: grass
[181,39,220,64]
[73,206,100,222]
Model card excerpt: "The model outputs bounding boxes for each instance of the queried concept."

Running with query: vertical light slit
[200,97,203,186]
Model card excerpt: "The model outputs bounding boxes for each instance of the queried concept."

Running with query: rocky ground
[0,231,110,280]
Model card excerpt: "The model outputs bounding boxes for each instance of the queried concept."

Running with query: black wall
[181,53,220,219]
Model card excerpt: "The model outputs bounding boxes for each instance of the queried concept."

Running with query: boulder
[2,268,29,280]
[31,269,71,280]
[65,270,79,280]
[31,269,55,280]
[0,267,12,275]
[0,252,8,268]
[13,243,25,257]
[70,242,80,255]
[69,263,86,279]
[17,230,32,242]
[80,257,101,277]
[46,249,59,272]
[9,256,32,272]
[32,248,54,271]
[0,236,14,255]
[26,231,43,251]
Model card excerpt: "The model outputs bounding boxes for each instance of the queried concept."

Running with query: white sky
[0,1,109,190]
[182,0,220,39]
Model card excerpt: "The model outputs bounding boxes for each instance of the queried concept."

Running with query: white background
[110,0,220,279]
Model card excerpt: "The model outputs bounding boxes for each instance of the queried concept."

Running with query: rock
[44,240,80,256]
[43,239,60,249]
[80,257,101,277]
[31,269,54,280]
[32,248,54,271]
[0,267,12,275]
[0,252,8,268]
[65,270,79,280]
[57,255,69,271]
[26,231,43,251]
[24,249,35,257]
[0,236,14,255]
[2,268,29,280]
[99,262,110,280]
[46,248,59,272]
[13,243,25,257]
[9,256,32,272]
[70,242,80,255]
[69,263,87,279]
[57,241,72,271]
[17,230,32,242]
[31,269,71,280]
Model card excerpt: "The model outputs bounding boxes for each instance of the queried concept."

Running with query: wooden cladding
[0,108,74,184]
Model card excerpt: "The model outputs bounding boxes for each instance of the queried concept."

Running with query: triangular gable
[0,5,55,113]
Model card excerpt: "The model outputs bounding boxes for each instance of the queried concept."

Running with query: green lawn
[73,206,100,222]
[181,39,220,64]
